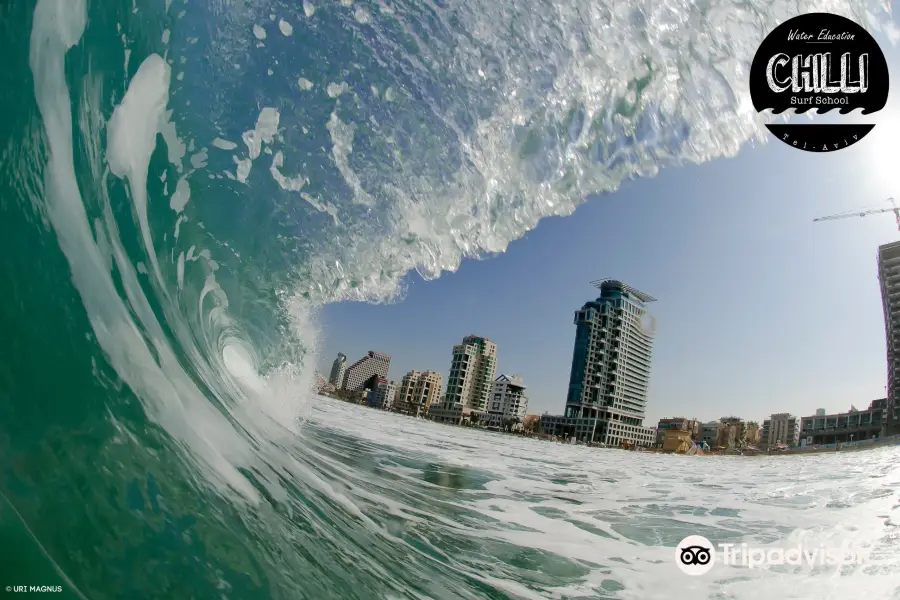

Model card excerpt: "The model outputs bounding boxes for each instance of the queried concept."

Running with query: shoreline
[317,395,900,457]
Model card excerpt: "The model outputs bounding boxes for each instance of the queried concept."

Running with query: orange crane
[813,198,900,232]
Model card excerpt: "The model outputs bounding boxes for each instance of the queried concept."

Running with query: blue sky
[317,23,900,427]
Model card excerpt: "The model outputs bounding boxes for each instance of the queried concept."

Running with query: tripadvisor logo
[749,12,889,152]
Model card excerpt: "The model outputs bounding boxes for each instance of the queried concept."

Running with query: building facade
[540,280,657,446]
[394,370,422,415]
[429,336,497,424]
[394,370,443,417]
[878,241,900,436]
[343,351,391,392]
[372,379,397,410]
[329,353,347,387]
[483,374,528,429]
[800,399,889,445]
[655,417,700,447]
[699,421,719,447]
[760,413,801,448]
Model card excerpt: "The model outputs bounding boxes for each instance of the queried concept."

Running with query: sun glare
[867,109,900,188]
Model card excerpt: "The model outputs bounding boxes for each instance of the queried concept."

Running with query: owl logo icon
[675,535,716,575]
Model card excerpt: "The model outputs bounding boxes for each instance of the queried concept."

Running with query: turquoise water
[2,0,900,597]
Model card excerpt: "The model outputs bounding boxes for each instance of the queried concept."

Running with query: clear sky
[317,24,900,427]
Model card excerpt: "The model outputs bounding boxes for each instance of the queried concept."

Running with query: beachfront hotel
[428,335,497,424]
[878,241,900,436]
[540,280,656,447]
[342,350,391,392]
[799,401,890,445]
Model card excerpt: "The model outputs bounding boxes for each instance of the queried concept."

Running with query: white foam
[326,82,348,98]
[297,77,313,91]
[190,148,208,169]
[253,24,266,40]
[176,251,185,289]
[157,109,186,171]
[234,157,252,183]
[242,107,279,160]
[30,0,260,502]
[270,151,308,192]
[174,214,186,239]
[326,111,373,206]
[300,192,341,224]
[354,7,371,24]
[212,138,237,150]
[278,18,293,36]
[106,54,170,283]
[170,177,190,213]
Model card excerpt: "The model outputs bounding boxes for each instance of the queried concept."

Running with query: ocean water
[2,0,900,598]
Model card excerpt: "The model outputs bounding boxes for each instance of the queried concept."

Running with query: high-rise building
[484,374,528,429]
[428,335,497,424]
[343,351,391,392]
[329,353,347,387]
[540,280,656,447]
[393,370,443,417]
[878,241,900,435]
[760,413,801,448]
[373,380,397,410]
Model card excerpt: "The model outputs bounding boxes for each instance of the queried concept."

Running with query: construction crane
[813,198,900,232]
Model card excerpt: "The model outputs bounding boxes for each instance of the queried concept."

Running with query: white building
[373,380,397,410]
[484,374,528,429]
[329,353,347,387]
[760,413,801,448]
[429,336,497,425]
[343,351,391,392]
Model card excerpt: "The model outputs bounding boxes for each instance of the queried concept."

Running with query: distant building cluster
[319,335,529,431]
[312,256,900,451]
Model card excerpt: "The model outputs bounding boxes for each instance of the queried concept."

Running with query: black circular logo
[749,12,889,152]
[679,545,712,566]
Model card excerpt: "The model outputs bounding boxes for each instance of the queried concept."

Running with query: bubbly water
[1,0,899,597]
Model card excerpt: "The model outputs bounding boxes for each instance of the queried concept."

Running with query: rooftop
[590,279,657,303]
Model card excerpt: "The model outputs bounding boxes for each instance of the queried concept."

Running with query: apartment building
[429,336,497,425]
[394,370,443,417]
[760,413,801,448]
[483,374,528,429]
[372,379,397,410]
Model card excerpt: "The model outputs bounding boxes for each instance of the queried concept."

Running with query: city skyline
[318,33,900,426]
[318,123,898,426]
